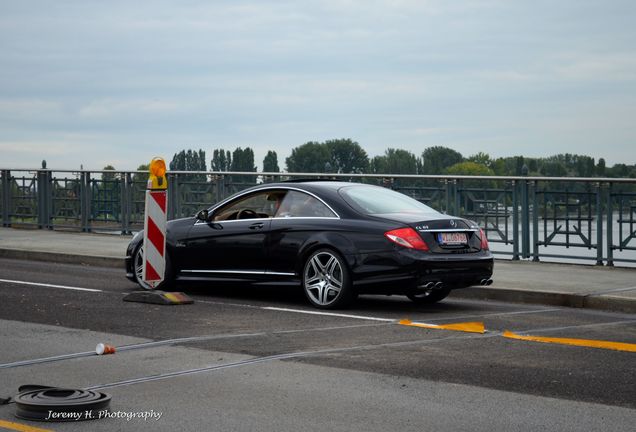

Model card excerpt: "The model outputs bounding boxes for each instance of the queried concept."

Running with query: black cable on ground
[11,385,111,422]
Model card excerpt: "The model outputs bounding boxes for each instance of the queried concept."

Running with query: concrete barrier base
[123,290,193,305]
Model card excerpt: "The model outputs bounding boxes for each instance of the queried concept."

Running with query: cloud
[554,52,636,81]
[78,98,183,118]
[0,99,64,120]
[0,0,635,170]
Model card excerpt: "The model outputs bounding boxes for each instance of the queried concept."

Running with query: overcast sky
[1,0,635,171]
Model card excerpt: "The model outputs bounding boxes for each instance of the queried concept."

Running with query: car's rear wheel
[133,245,173,290]
[302,249,354,309]
[406,286,451,304]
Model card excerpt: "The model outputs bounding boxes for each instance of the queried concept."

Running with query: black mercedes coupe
[125,181,494,309]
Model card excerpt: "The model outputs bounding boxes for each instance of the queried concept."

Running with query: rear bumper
[349,249,494,293]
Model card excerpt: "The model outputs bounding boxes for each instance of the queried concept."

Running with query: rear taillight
[384,228,429,251]
[479,228,489,250]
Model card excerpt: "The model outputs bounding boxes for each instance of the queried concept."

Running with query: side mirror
[196,209,209,221]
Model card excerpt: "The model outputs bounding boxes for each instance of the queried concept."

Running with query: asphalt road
[0,257,635,432]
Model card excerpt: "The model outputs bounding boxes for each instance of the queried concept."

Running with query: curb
[2,247,634,314]
[0,248,123,269]
[451,287,636,314]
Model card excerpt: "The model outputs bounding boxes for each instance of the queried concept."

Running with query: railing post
[121,172,130,235]
[36,166,50,229]
[45,170,53,229]
[80,171,91,232]
[215,174,226,204]
[444,179,451,214]
[606,182,614,267]
[521,179,530,258]
[2,170,11,227]
[169,173,180,220]
[454,179,461,216]
[532,180,540,261]
[595,182,604,265]
[512,180,520,260]
[127,172,136,233]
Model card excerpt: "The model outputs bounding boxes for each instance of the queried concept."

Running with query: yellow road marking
[399,319,485,334]
[503,331,636,353]
[0,420,53,432]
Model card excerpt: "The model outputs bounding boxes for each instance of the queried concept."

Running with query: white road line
[424,307,562,322]
[520,319,636,335]
[263,306,395,322]
[0,278,102,293]
[192,298,264,309]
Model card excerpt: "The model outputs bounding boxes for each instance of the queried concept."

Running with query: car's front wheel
[302,249,354,309]
[133,245,173,290]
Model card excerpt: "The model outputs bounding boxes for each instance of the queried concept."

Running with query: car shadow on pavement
[162,280,478,315]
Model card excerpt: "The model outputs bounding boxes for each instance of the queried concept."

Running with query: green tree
[575,155,595,177]
[211,149,232,172]
[96,165,120,221]
[540,161,568,177]
[370,148,419,174]
[490,158,508,176]
[230,147,257,184]
[609,163,629,177]
[370,148,421,188]
[263,150,280,173]
[597,158,606,177]
[445,161,495,189]
[421,146,463,174]
[325,138,369,173]
[445,161,494,177]
[286,141,331,173]
[101,165,116,181]
[170,149,206,172]
[132,164,149,186]
[514,156,525,176]
[467,152,492,168]
[170,149,207,183]
[230,147,256,172]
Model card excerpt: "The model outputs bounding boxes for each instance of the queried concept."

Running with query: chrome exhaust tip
[486,279,493,286]
[434,281,443,289]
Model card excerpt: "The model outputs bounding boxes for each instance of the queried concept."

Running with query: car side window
[275,191,336,218]
[213,191,285,221]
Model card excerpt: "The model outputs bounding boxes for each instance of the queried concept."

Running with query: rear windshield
[339,185,438,215]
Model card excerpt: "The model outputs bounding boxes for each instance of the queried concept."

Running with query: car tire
[133,244,173,291]
[302,248,354,309]
[406,287,451,305]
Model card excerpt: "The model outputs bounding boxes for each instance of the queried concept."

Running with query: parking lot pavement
[1,226,635,312]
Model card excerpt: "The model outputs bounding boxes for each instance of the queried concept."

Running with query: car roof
[268,180,363,190]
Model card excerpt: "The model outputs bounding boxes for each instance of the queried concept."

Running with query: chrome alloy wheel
[303,251,344,307]
[134,246,154,290]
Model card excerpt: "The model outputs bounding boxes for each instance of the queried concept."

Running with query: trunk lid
[409,217,482,254]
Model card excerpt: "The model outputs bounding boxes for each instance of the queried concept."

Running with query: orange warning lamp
[148,157,168,190]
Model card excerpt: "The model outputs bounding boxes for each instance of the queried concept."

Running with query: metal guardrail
[1,168,635,266]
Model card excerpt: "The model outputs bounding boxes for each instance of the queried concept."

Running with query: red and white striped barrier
[142,158,168,289]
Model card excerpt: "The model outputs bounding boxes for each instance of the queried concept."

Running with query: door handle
[249,223,264,230]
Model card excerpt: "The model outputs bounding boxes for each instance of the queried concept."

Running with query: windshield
[339,185,439,215]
